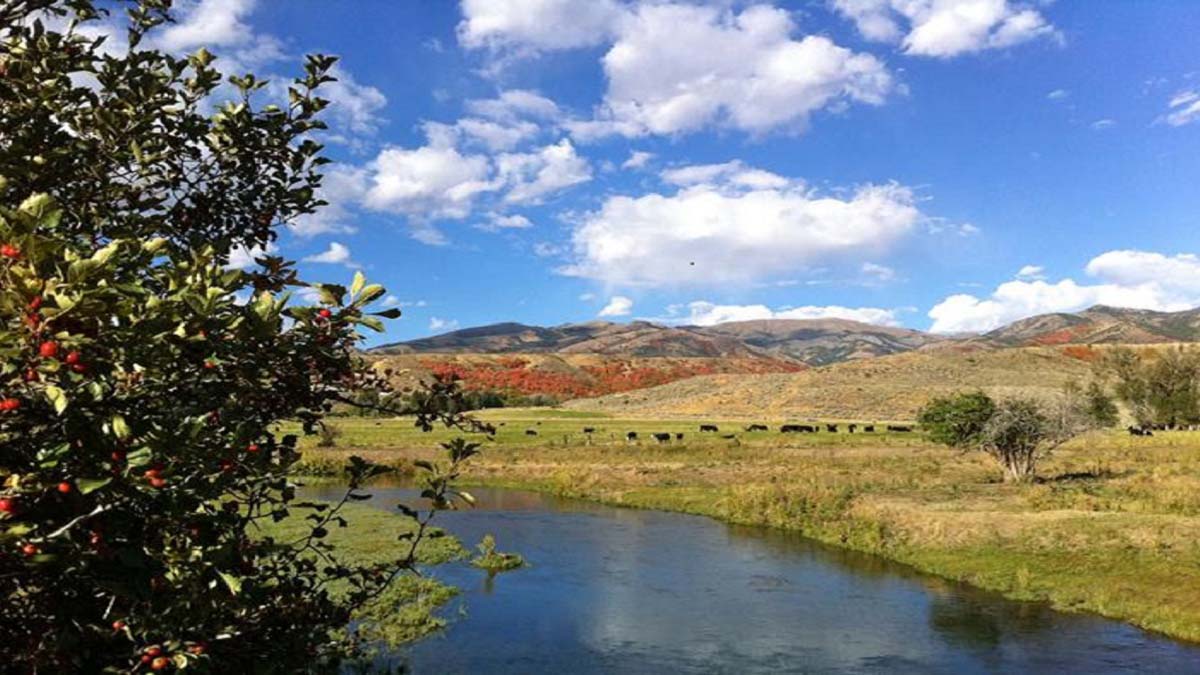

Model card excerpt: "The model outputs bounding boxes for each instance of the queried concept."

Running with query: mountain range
[373,305,1200,367]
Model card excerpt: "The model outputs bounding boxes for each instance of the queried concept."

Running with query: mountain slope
[985,306,1200,345]
[698,318,945,365]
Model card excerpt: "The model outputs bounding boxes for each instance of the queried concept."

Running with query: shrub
[0,2,488,671]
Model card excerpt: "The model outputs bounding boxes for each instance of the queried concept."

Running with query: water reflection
[301,482,1200,674]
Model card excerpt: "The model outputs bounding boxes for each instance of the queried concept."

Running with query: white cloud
[598,295,634,317]
[362,127,496,221]
[1047,88,1070,101]
[621,150,654,170]
[562,164,924,287]
[457,0,623,51]
[1015,264,1045,280]
[466,89,562,123]
[323,66,388,138]
[227,242,277,270]
[156,0,256,52]
[1091,118,1116,130]
[1163,90,1200,127]
[383,296,427,309]
[571,3,895,139]
[927,250,1200,333]
[455,117,540,151]
[678,301,900,327]
[861,262,896,283]
[579,292,597,301]
[290,164,366,237]
[661,160,788,189]
[302,242,356,267]
[832,0,1061,58]
[429,317,461,332]
[476,213,534,232]
[496,139,592,204]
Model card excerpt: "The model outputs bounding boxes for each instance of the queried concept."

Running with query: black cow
[720,433,737,440]
[1128,426,1153,437]
[582,427,596,434]
[626,431,638,441]
[826,424,839,433]
[847,423,857,433]
[675,433,685,440]
[862,425,875,433]
[525,429,538,436]
[700,424,719,432]
[745,424,769,432]
[653,432,672,443]
[781,424,816,433]
[886,425,913,433]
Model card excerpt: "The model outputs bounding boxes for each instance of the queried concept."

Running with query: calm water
[303,483,1200,674]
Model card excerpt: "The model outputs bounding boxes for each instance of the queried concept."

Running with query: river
[302,483,1200,674]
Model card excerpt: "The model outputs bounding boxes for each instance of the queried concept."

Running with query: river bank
[296,413,1200,645]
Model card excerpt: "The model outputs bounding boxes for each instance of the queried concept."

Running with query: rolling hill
[983,305,1200,346]
[563,346,1099,421]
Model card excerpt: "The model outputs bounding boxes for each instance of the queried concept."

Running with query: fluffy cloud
[927,250,1200,333]
[302,242,356,267]
[598,295,634,317]
[429,317,461,332]
[362,128,495,221]
[156,0,257,52]
[496,139,592,204]
[460,2,894,139]
[861,262,896,283]
[1015,264,1045,280]
[621,150,654,170]
[227,242,277,270]
[561,163,923,287]
[289,164,367,238]
[677,301,899,327]
[476,213,533,232]
[832,0,1060,58]
[465,89,562,122]
[661,161,788,189]
[457,0,623,51]
[583,3,894,138]
[1163,90,1200,127]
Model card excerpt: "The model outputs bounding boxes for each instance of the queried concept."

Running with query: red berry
[187,642,207,655]
[141,654,152,664]
[64,350,81,365]
[26,296,42,311]
[0,498,16,513]
[71,363,88,374]
[144,645,163,657]
[111,450,126,462]
[56,482,72,494]
[0,243,19,258]
[38,341,58,358]
[143,468,162,479]
[246,443,260,453]
[150,656,170,671]
[203,360,215,370]
[21,543,38,556]
[22,369,38,382]
[112,620,125,631]
[317,308,333,319]
[0,398,19,412]
[150,477,167,489]
[219,459,234,472]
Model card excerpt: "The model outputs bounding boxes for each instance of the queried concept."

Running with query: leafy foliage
[0,2,490,671]
[1099,346,1200,427]
[919,391,1095,482]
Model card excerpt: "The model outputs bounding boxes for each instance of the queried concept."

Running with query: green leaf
[77,477,111,495]
[44,386,69,415]
[111,415,132,440]
[350,270,365,298]
[218,571,242,596]
[356,315,385,333]
[126,447,153,469]
[370,308,402,319]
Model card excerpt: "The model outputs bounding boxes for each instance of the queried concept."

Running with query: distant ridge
[372,305,1200,367]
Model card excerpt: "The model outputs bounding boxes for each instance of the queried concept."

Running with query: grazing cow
[886,425,913,433]
[653,432,672,443]
[525,429,538,436]
[720,433,737,440]
[847,423,857,433]
[826,424,839,433]
[1128,426,1153,437]
[675,433,685,440]
[745,424,769,432]
[582,427,596,434]
[780,424,801,433]
[626,431,638,442]
[700,424,719,433]
[862,425,875,433]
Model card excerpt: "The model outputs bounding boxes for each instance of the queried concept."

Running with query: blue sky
[165,0,1200,345]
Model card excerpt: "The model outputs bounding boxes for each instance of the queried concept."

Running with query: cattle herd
[565,422,919,444]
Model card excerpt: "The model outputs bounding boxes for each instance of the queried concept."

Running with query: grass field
[295,409,1200,645]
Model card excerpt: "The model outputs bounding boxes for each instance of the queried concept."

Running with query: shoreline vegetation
[292,410,1200,645]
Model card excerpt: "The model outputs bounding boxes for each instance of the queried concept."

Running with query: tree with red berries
[0,1,487,671]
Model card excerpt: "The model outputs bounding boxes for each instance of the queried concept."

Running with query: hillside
[985,305,1200,346]
[368,352,804,400]
[699,318,944,365]
[564,346,1099,421]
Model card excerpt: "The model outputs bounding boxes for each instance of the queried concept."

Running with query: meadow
[292,409,1200,644]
